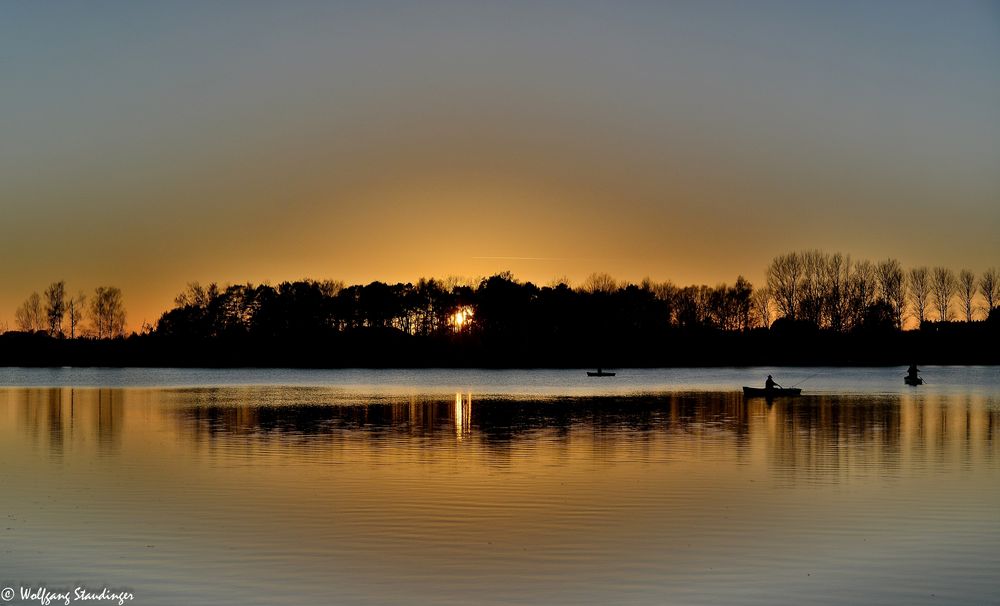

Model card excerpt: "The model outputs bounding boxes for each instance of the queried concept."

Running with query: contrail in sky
[471,256,569,261]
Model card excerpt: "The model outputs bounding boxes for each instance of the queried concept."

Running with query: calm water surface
[1,367,998,605]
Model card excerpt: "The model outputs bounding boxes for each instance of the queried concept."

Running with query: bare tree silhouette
[767,252,803,320]
[931,267,956,322]
[751,287,772,329]
[582,272,618,294]
[15,292,45,332]
[957,270,977,322]
[797,250,828,326]
[907,267,931,326]
[68,291,86,339]
[849,259,877,330]
[174,282,219,308]
[875,259,906,330]
[822,253,850,331]
[44,281,67,336]
[90,287,127,339]
[980,268,999,313]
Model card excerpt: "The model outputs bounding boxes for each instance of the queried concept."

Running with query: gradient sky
[2,1,998,328]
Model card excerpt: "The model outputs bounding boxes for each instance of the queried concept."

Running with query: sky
[1,0,998,328]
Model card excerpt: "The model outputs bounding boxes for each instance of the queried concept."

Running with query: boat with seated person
[743,374,801,397]
[904,364,923,386]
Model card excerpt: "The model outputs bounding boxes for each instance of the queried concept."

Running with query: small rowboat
[904,376,923,386]
[587,370,616,377]
[742,386,801,397]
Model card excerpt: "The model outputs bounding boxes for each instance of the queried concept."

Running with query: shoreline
[1,326,996,368]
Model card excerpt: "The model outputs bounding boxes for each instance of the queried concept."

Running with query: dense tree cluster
[153,272,770,344]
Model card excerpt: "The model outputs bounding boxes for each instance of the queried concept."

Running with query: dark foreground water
[1,367,998,605]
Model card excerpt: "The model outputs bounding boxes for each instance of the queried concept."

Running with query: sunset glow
[1,2,997,329]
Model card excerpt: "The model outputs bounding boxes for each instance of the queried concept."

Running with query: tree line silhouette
[764,252,998,330]
[154,252,997,340]
[2,252,997,366]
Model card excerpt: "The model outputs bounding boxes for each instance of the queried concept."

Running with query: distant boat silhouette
[742,386,801,397]
[587,368,616,377]
[904,376,923,386]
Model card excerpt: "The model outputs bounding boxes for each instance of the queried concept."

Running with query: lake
[1,367,998,605]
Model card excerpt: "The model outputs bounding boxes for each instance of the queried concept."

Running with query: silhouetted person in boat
[906,364,920,380]
[765,374,782,390]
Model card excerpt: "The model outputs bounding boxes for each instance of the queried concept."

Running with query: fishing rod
[789,372,821,388]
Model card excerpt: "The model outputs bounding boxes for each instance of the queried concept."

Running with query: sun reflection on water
[454,392,472,439]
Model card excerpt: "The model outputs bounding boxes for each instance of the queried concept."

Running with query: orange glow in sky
[1,2,997,329]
